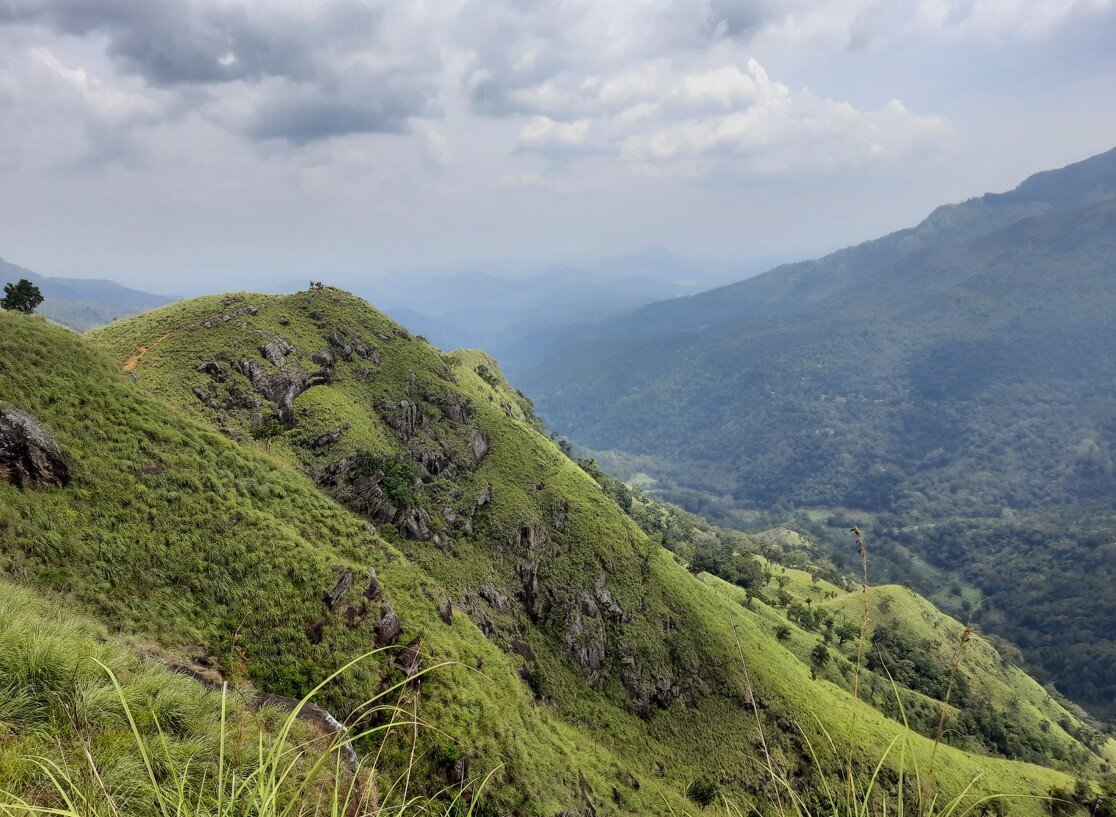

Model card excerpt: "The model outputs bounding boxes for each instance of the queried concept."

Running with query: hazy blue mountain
[359,252,739,364]
[518,148,1116,721]
[1,257,173,330]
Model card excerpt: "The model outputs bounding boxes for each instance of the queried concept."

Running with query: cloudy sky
[1,0,1115,293]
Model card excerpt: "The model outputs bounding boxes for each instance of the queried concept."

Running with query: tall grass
[705,528,1035,817]
[0,650,493,817]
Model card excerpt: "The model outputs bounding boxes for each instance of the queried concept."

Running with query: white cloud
[516,117,596,154]
[508,55,950,174]
[0,0,1113,282]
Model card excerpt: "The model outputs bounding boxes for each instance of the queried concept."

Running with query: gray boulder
[0,405,70,488]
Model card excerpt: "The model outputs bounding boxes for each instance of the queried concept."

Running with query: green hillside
[518,150,1116,723]
[0,296,1109,815]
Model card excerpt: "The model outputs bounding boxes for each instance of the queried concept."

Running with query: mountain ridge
[519,149,1116,724]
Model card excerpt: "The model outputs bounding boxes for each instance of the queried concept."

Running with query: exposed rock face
[375,603,402,647]
[479,582,509,611]
[237,358,330,428]
[467,427,490,466]
[364,567,383,601]
[430,391,473,423]
[259,338,295,368]
[617,644,705,717]
[326,328,380,363]
[318,458,430,540]
[410,440,453,480]
[325,568,354,611]
[196,360,228,382]
[0,406,70,488]
[311,425,349,449]
[395,636,423,678]
[517,558,550,622]
[382,400,422,440]
[564,607,606,677]
[594,576,625,622]
[192,386,217,408]
[514,524,545,552]
[438,598,453,624]
[398,506,432,541]
[475,483,493,509]
[310,349,335,367]
[319,458,398,525]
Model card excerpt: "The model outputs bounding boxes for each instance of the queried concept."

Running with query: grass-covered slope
[3,309,675,816]
[0,298,1105,815]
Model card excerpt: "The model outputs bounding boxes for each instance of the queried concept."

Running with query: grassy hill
[517,149,1116,723]
[0,295,1110,815]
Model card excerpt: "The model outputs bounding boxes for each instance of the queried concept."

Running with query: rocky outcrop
[364,567,383,601]
[513,524,545,553]
[326,328,380,363]
[375,603,402,647]
[319,458,431,540]
[259,338,295,368]
[196,360,228,382]
[311,425,349,449]
[564,607,607,678]
[467,427,490,466]
[382,400,422,440]
[254,693,360,770]
[479,582,509,611]
[410,440,453,480]
[0,405,70,488]
[319,458,398,525]
[237,358,330,428]
[325,568,354,611]
[594,576,625,623]
[617,644,705,717]
[430,391,473,423]
[398,506,432,541]
[395,636,423,678]
[192,386,217,408]
[517,558,550,622]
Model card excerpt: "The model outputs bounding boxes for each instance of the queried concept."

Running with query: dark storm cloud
[0,0,380,84]
[245,94,418,144]
[0,0,433,142]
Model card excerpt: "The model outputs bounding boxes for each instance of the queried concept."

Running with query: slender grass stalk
[931,607,979,771]
[847,525,872,801]
[0,652,486,817]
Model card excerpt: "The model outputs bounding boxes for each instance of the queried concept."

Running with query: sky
[1,0,1116,294]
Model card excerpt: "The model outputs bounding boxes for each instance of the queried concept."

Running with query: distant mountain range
[519,147,1116,721]
[0,257,173,330]
[360,246,752,367]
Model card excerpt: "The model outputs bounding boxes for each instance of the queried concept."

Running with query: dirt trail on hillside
[123,331,173,371]
[121,306,236,372]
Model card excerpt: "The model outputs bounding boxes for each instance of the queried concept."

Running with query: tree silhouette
[1,279,44,314]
